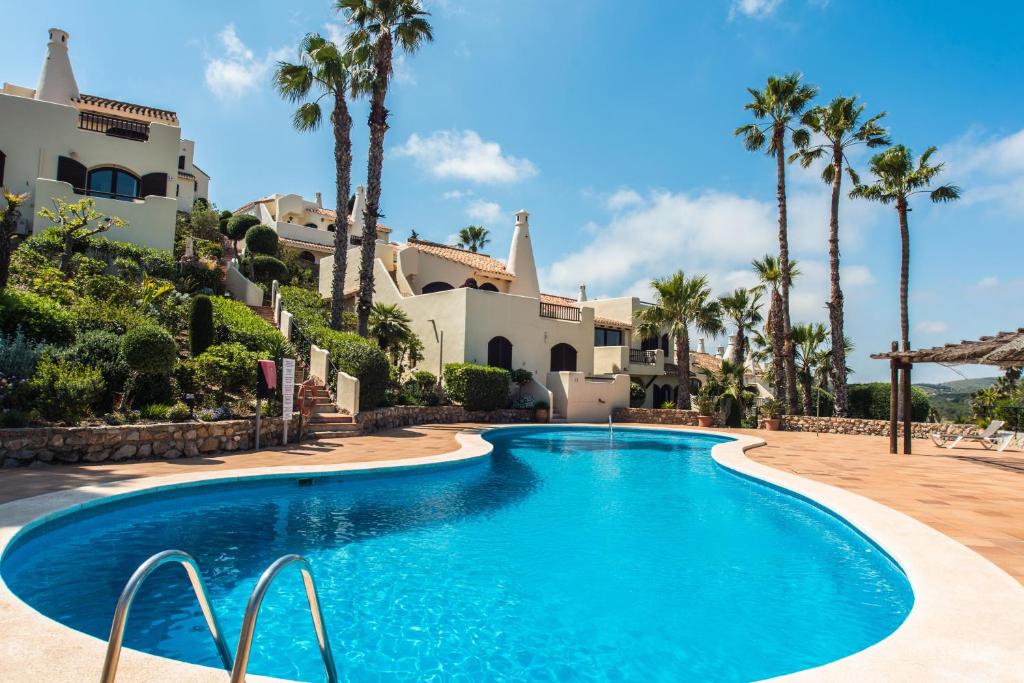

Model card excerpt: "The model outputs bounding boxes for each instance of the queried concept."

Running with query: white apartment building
[0,28,209,253]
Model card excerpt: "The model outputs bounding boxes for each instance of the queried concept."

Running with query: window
[178,155,185,170]
[550,343,577,372]
[421,281,454,294]
[327,223,336,232]
[304,223,317,229]
[488,336,513,370]
[479,283,499,292]
[87,167,140,201]
[299,251,316,265]
[594,327,623,347]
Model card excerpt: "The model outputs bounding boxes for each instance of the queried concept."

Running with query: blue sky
[6,0,1022,382]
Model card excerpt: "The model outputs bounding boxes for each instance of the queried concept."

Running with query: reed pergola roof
[870,328,1024,368]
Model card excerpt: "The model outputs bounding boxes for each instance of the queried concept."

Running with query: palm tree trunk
[768,289,785,400]
[774,124,799,414]
[677,331,692,410]
[801,373,812,416]
[897,196,911,351]
[828,146,849,416]
[357,32,394,337]
[330,90,353,331]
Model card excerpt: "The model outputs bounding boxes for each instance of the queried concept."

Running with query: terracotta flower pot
[697,415,715,428]
[763,418,781,431]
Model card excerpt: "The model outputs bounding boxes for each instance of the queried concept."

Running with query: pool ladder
[100,550,338,683]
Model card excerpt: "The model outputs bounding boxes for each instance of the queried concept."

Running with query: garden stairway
[303,383,359,439]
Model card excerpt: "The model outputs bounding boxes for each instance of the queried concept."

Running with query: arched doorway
[550,343,577,372]
[421,281,454,294]
[487,336,513,371]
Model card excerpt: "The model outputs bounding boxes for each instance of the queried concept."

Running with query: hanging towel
[258,359,277,390]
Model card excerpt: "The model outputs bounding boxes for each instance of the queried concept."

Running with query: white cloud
[941,128,1024,215]
[976,276,999,288]
[393,54,416,85]
[729,0,782,19]
[916,320,948,334]
[324,22,346,47]
[391,130,538,184]
[466,200,503,225]
[443,190,470,200]
[205,25,288,98]
[607,188,643,211]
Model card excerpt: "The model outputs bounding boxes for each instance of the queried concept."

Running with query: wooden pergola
[870,328,1024,454]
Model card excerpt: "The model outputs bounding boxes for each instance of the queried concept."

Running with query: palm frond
[930,184,961,203]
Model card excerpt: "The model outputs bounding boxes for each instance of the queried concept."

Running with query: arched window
[304,222,317,229]
[87,167,140,201]
[479,282,499,292]
[550,343,577,372]
[488,336,513,371]
[421,281,454,294]
[299,251,316,266]
[327,223,336,232]
[661,334,670,356]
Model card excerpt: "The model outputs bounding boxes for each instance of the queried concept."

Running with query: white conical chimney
[506,209,540,298]
[724,334,738,363]
[697,338,706,354]
[716,345,725,358]
[314,191,323,209]
[578,284,587,302]
[35,28,79,104]
[351,186,367,238]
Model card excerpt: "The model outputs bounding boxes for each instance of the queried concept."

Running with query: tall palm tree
[793,96,889,416]
[792,322,829,416]
[457,225,489,252]
[850,145,960,351]
[634,271,724,410]
[718,287,763,365]
[340,0,433,337]
[751,255,799,405]
[274,32,363,331]
[736,73,817,414]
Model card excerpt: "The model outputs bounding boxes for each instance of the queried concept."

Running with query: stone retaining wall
[779,415,978,438]
[611,407,700,426]
[0,417,295,468]
[356,406,533,434]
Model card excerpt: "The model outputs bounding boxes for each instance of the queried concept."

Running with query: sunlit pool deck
[1,425,1022,681]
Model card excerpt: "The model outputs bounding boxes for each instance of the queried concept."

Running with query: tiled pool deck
[1,424,1021,583]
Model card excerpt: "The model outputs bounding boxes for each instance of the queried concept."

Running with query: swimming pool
[1,427,912,681]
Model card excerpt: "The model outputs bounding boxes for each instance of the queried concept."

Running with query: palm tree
[368,302,413,363]
[850,145,960,351]
[340,0,433,336]
[457,225,489,252]
[792,322,829,416]
[751,255,799,406]
[736,73,817,414]
[718,287,763,365]
[715,358,758,427]
[793,96,889,416]
[634,271,724,410]
[274,32,364,331]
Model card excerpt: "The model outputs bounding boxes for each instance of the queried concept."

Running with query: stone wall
[356,406,533,434]
[0,417,296,468]
[779,415,979,439]
[611,407,700,426]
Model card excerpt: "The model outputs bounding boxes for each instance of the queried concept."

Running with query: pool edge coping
[0,425,1020,681]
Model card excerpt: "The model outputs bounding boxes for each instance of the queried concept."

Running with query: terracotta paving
[1,423,1022,583]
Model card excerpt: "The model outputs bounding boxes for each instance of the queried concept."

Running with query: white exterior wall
[547,372,631,422]
[395,245,510,295]
[174,138,208,211]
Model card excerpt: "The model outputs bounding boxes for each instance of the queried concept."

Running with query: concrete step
[309,412,355,424]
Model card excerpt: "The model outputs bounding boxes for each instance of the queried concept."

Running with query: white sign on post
[281,358,296,444]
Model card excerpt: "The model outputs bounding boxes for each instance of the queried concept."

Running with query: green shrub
[70,298,155,335]
[196,240,223,260]
[142,252,177,279]
[0,330,44,380]
[629,381,646,407]
[138,403,171,421]
[62,330,129,411]
[167,402,191,422]
[79,274,136,302]
[848,383,930,422]
[412,370,437,388]
[319,332,390,409]
[68,254,107,278]
[176,260,224,294]
[227,214,261,243]
[122,326,177,375]
[244,224,279,256]
[189,295,215,356]
[113,256,142,281]
[443,363,510,411]
[192,343,259,402]
[210,296,292,359]
[510,369,533,387]
[29,357,104,425]
[125,373,176,408]
[248,254,289,287]
[0,289,75,345]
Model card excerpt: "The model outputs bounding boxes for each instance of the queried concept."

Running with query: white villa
[233,187,390,272]
[0,28,209,253]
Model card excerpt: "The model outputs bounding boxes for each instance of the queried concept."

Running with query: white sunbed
[930,420,1006,450]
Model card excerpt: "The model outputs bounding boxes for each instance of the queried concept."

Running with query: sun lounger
[930,420,1006,450]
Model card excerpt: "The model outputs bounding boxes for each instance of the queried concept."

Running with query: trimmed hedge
[210,296,293,360]
[319,332,390,410]
[122,325,177,375]
[70,298,156,335]
[443,363,510,411]
[227,214,261,242]
[248,254,289,286]
[848,382,931,422]
[0,289,76,345]
[244,225,279,255]
[192,342,259,400]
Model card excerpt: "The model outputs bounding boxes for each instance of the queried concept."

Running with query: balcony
[539,301,581,322]
[78,111,149,142]
[630,349,658,364]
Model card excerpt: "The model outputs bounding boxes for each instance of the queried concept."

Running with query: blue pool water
[2,427,912,681]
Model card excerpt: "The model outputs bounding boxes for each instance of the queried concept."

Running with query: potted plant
[760,398,785,431]
[534,400,550,423]
[694,389,718,428]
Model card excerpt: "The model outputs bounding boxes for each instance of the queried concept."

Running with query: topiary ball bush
[122,325,178,375]
[248,254,289,287]
[226,214,261,243]
[0,289,75,345]
[244,224,279,256]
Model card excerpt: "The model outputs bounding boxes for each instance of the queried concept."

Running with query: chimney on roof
[697,338,706,354]
[35,28,79,105]
[716,345,725,359]
[724,334,738,363]
[314,192,323,209]
[351,186,367,238]
[578,284,587,302]
[506,209,540,298]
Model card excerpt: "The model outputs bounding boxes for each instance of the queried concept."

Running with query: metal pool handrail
[100,549,234,683]
[229,554,338,683]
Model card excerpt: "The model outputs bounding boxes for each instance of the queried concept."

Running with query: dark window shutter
[140,172,167,198]
[56,156,86,191]
[0,150,5,186]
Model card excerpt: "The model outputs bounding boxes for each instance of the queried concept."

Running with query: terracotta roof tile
[278,237,335,253]
[74,93,178,123]
[689,352,723,374]
[409,239,513,280]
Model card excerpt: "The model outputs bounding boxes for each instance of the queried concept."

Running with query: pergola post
[889,341,899,455]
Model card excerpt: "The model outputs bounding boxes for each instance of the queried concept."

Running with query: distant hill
[916,377,999,421]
